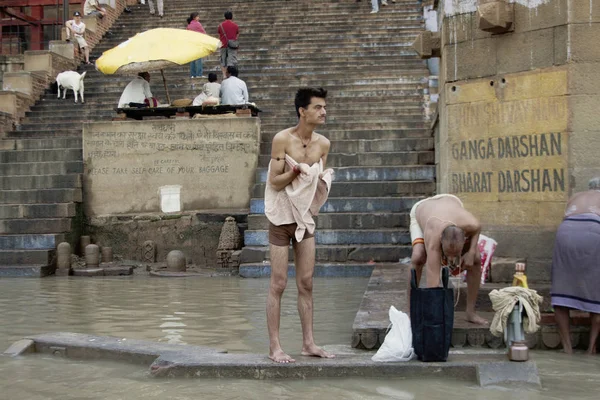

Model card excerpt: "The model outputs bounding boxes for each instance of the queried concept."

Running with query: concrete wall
[82,118,261,216]
[434,0,600,281]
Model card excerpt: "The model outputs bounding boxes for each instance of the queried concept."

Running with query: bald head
[589,177,600,190]
[441,225,466,266]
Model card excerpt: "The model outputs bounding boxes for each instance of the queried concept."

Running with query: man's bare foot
[301,343,336,358]
[585,345,596,355]
[562,347,574,355]
[466,312,489,325]
[269,349,295,363]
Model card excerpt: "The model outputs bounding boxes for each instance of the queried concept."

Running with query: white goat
[56,71,87,103]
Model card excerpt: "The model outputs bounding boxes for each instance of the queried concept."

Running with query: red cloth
[218,20,239,47]
[187,20,206,34]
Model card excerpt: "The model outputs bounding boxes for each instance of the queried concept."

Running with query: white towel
[264,154,333,242]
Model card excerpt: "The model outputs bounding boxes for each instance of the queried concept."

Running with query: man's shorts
[220,47,238,67]
[269,222,314,246]
[409,194,463,247]
[75,36,88,48]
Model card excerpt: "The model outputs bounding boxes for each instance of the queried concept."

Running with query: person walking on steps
[187,12,207,79]
[218,10,239,77]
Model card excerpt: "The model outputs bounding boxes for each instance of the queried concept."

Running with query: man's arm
[242,82,249,103]
[462,216,481,269]
[143,81,153,100]
[425,243,443,287]
[320,136,331,167]
[268,133,300,192]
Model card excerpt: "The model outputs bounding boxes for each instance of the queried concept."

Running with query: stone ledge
[3,332,540,386]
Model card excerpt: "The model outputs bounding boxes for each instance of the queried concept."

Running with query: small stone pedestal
[56,242,72,276]
[166,250,186,272]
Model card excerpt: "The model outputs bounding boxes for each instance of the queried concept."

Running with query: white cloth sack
[372,306,415,362]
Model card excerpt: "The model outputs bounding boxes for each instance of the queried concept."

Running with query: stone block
[49,41,75,60]
[55,268,72,276]
[0,92,19,116]
[568,0,600,24]
[568,95,600,132]
[568,130,600,169]
[412,31,441,58]
[2,72,34,95]
[496,29,554,74]
[239,247,266,263]
[553,25,568,65]
[477,1,514,34]
[3,339,35,356]
[568,62,600,95]
[82,16,99,33]
[513,0,568,33]
[443,38,497,81]
[569,24,600,62]
[483,228,556,263]
[23,51,52,74]
[103,266,134,276]
[489,257,525,283]
[570,167,600,193]
[72,268,104,277]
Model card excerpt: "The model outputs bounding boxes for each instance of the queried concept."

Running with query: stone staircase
[0,0,433,276]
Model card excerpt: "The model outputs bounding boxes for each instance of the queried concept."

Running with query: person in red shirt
[187,12,207,78]
[218,10,239,77]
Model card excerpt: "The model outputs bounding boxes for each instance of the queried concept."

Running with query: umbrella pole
[160,69,171,105]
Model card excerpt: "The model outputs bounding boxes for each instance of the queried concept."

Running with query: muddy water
[0,276,599,399]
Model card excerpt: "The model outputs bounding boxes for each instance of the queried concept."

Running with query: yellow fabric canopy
[95,28,222,75]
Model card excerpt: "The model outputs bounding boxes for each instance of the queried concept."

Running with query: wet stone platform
[3,332,540,386]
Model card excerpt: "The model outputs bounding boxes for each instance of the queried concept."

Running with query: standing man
[409,194,488,325]
[265,88,334,363]
[220,66,248,105]
[83,0,106,18]
[148,0,164,18]
[218,10,239,77]
[65,12,91,65]
[551,177,600,354]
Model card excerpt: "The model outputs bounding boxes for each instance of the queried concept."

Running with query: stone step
[261,129,431,141]
[292,139,433,154]
[238,262,387,279]
[0,203,77,219]
[0,161,83,176]
[253,180,435,198]
[0,149,82,163]
[0,174,82,190]
[0,218,72,234]
[244,228,411,246]
[0,189,82,204]
[250,196,423,214]
[241,243,411,264]
[453,282,553,314]
[0,249,55,265]
[73,81,427,94]
[258,151,434,168]
[5,137,83,150]
[0,264,55,277]
[248,212,410,230]
[255,166,435,185]
[0,233,65,250]
[6,130,83,139]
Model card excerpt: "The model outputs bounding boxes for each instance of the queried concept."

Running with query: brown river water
[0,276,598,399]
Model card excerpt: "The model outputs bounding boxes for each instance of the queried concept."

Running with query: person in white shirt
[65,12,91,64]
[118,72,156,108]
[220,66,249,105]
[193,73,221,106]
[83,0,106,18]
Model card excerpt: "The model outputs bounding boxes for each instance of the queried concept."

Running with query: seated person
[117,72,158,108]
[193,73,221,106]
[551,177,600,355]
[65,12,91,65]
[84,0,106,18]
[220,66,248,105]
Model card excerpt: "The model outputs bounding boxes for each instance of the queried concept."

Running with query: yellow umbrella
[95,28,222,104]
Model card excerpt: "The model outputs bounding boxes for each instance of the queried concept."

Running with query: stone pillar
[101,247,113,263]
[56,242,72,276]
[142,240,156,263]
[166,250,186,272]
[80,236,91,255]
[85,244,100,268]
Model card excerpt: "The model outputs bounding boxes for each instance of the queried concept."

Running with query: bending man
[551,177,600,354]
[409,194,488,325]
[265,87,334,363]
